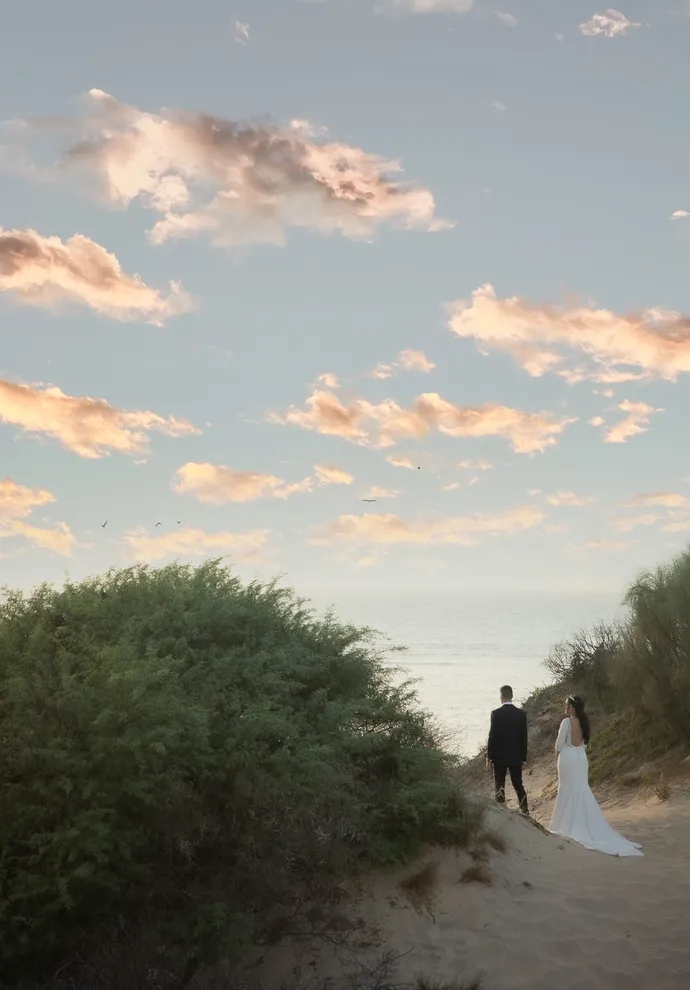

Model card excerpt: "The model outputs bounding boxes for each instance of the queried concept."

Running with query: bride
[549,695,643,857]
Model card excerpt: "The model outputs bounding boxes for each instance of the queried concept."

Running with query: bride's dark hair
[568,695,590,745]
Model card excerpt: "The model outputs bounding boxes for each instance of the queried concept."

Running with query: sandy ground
[234,764,690,990]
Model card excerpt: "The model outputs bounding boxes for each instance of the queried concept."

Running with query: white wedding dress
[549,717,643,857]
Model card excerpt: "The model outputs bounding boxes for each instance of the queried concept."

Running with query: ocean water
[307,591,623,757]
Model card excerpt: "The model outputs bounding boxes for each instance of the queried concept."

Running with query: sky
[2,0,690,598]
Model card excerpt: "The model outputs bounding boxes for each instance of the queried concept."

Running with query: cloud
[354,551,385,569]
[611,513,658,532]
[457,458,492,470]
[234,20,250,44]
[0,476,54,519]
[369,349,436,380]
[362,486,399,499]
[4,520,78,555]
[622,492,689,509]
[495,12,517,27]
[315,372,340,389]
[0,378,199,458]
[0,477,77,555]
[0,226,191,325]
[662,516,690,533]
[575,539,633,551]
[491,102,507,112]
[392,0,475,12]
[311,505,544,546]
[441,482,461,491]
[270,385,574,454]
[545,491,593,508]
[601,399,663,443]
[172,462,313,504]
[314,463,354,485]
[579,10,640,37]
[671,209,690,219]
[447,283,690,384]
[123,525,269,563]
[9,90,448,248]
[386,454,418,470]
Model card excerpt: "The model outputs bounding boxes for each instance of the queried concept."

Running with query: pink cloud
[361,486,399,499]
[386,454,419,470]
[612,513,658,532]
[622,492,689,509]
[3,520,78,555]
[447,284,690,384]
[122,525,269,563]
[14,90,448,248]
[314,463,354,485]
[369,349,436,380]
[310,505,544,546]
[0,378,199,458]
[270,385,574,454]
[0,226,190,325]
[601,400,663,444]
[172,462,313,504]
[545,491,593,507]
[0,476,54,518]
[0,477,77,555]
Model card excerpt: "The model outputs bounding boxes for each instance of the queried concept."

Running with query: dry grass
[654,772,671,801]
[468,844,489,864]
[458,864,492,887]
[398,861,439,916]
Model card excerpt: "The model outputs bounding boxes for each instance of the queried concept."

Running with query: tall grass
[0,561,478,987]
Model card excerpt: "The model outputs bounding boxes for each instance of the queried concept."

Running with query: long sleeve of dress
[555,717,570,754]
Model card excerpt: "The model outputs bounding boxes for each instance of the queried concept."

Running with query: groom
[486,685,529,815]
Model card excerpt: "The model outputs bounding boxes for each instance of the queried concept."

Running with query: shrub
[0,561,476,983]
[543,621,620,710]
[609,549,690,742]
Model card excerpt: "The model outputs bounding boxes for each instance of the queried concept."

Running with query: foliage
[543,620,620,710]
[611,549,690,742]
[542,544,690,760]
[0,561,476,984]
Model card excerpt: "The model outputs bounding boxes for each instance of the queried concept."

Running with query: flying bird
[362,499,377,503]
[155,522,162,527]
[101,521,107,528]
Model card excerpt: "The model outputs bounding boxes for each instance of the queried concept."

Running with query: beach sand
[235,763,690,989]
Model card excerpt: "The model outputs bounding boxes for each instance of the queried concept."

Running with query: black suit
[487,702,528,813]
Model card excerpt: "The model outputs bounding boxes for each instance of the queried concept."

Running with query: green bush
[610,549,690,743]
[539,545,690,767]
[0,561,475,984]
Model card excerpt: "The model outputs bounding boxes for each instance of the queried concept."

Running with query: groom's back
[490,703,528,765]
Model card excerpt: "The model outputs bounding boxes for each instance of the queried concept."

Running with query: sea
[305,591,624,757]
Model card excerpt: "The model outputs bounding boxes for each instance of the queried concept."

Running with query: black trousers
[493,762,528,814]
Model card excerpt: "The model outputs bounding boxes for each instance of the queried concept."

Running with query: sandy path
[235,775,690,989]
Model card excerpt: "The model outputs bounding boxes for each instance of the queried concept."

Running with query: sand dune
[235,773,690,989]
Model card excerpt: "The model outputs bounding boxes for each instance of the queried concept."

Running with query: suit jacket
[487,703,528,767]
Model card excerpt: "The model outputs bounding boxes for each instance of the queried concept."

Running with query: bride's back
[570,715,584,747]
